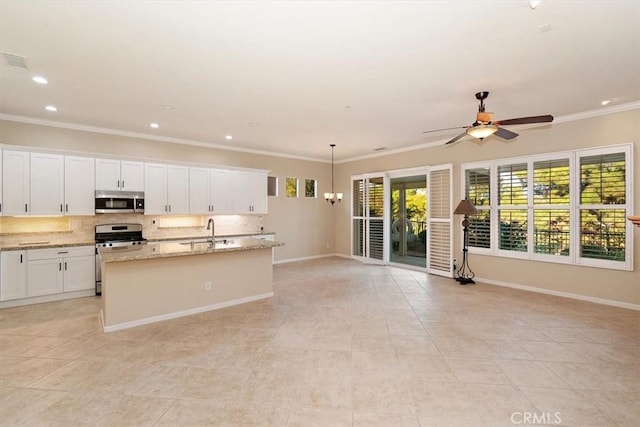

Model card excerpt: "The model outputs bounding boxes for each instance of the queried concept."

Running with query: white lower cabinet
[0,251,28,301]
[27,246,95,297]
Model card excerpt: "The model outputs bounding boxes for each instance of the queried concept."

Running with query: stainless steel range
[95,223,147,295]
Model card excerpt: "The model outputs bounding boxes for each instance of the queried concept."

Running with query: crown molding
[0,113,329,164]
[2,100,638,165]
[336,100,640,164]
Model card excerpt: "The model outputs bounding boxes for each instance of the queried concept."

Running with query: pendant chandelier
[324,144,343,204]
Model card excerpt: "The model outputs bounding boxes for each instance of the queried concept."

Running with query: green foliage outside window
[286,177,298,198]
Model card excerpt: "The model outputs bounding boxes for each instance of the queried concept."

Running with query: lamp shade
[454,199,478,216]
[466,124,498,139]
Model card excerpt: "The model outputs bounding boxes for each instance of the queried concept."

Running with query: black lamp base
[455,277,475,285]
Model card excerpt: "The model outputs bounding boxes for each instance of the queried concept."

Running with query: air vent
[2,52,28,69]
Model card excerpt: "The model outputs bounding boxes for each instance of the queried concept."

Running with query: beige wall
[0,120,337,261]
[2,110,639,305]
[335,109,640,306]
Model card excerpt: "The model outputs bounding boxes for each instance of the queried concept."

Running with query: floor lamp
[453,199,478,285]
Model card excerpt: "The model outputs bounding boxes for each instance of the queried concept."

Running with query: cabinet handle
[64,262,67,271]
[60,204,63,212]
[25,203,28,213]
[20,254,23,263]
[57,251,68,254]
[117,179,120,188]
[65,204,69,212]
[169,205,171,212]
[122,180,125,188]
[59,262,62,271]
[164,205,167,212]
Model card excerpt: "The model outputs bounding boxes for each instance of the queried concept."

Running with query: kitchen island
[99,238,283,332]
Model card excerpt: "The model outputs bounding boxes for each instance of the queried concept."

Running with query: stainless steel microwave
[95,191,144,214]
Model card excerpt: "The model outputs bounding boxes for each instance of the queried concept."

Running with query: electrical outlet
[204,281,212,290]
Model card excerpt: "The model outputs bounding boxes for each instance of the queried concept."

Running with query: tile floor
[0,257,638,426]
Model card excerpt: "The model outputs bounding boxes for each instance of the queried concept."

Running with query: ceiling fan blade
[423,126,468,134]
[494,115,554,126]
[495,127,518,140]
[445,132,468,145]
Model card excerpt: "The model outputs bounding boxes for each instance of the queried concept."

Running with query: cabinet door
[95,158,121,191]
[144,163,168,214]
[30,153,65,215]
[120,161,144,191]
[248,172,268,214]
[189,167,211,214]
[2,150,30,215]
[64,156,95,215]
[27,258,64,297]
[167,165,189,214]
[211,169,234,214]
[231,171,267,214]
[0,251,28,301]
[63,255,95,292]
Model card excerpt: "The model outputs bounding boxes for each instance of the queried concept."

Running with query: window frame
[461,144,633,271]
[462,161,493,256]
[285,177,299,198]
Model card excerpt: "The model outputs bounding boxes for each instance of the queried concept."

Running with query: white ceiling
[1,1,639,162]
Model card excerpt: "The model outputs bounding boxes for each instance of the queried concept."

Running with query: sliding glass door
[389,175,427,268]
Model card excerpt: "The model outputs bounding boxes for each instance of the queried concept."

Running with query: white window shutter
[428,164,453,277]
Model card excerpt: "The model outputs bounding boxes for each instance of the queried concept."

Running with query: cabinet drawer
[28,246,94,261]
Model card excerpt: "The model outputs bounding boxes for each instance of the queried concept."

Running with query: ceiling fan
[423,91,554,145]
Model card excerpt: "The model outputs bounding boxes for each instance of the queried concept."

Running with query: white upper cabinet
[120,161,144,191]
[211,169,234,214]
[144,163,167,214]
[189,167,211,214]
[64,156,95,215]
[232,170,267,214]
[2,150,30,215]
[144,163,188,214]
[95,158,144,191]
[167,165,189,214]
[30,152,65,215]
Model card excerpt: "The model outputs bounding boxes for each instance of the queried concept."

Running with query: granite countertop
[0,241,96,251]
[99,237,283,263]
[146,231,275,242]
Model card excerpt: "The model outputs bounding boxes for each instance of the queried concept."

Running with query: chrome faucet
[207,218,215,243]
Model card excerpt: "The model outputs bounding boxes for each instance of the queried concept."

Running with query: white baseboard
[0,289,96,309]
[102,292,274,332]
[274,253,340,265]
[475,276,640,311]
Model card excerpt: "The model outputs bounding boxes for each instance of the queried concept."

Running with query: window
[461,144,632,270]
[465,167,491,250]
[304,179,317,198]
[498,162,528,253]
[285,177,298,197]
[579,150,628,264]
[268,176,278,197]
[533,158,570,257]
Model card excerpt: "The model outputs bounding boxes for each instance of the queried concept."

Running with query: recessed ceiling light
[248,122,259,127]
[33,76,48,84]
[601,99,612,106]
[150,123,159,128]
[225,135,233,140]
[161,104,175,110]
[45,105,57,112]
[530,0,542,9]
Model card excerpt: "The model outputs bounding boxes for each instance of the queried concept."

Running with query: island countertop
[99,237,283,263]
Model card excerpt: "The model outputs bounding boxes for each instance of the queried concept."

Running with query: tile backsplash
[0,214,264,247]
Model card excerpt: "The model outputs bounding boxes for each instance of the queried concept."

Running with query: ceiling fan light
[467,124,498,140]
